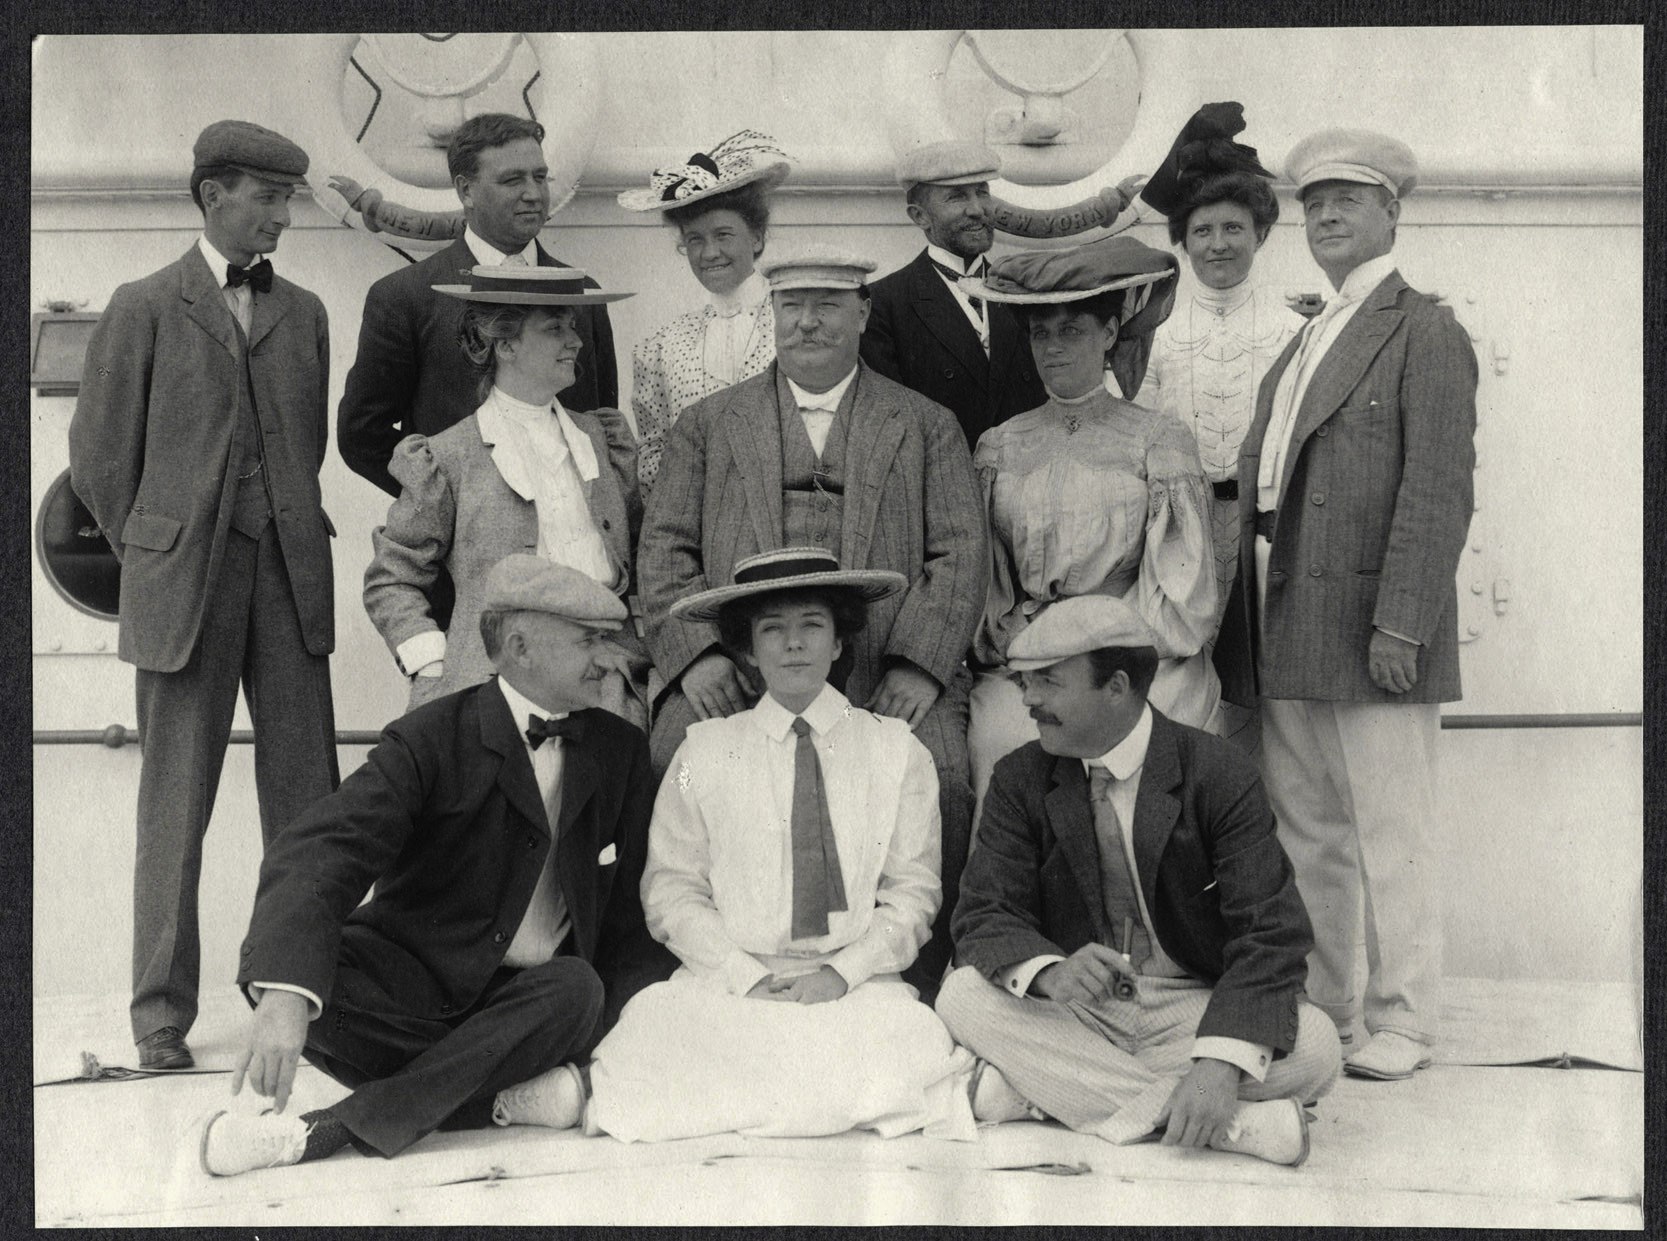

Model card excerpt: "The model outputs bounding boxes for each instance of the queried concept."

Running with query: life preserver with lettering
[281,34,602,252]
[881,30,1191,241]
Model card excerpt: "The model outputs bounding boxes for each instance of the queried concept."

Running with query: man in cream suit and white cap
[1214,129,1478,1080]
[939,595,1340,1166]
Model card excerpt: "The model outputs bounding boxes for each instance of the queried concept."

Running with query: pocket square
[597,843,617,866]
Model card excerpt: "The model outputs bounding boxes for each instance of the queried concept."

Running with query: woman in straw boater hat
[363,265,650,724]
[960,234,1221,809]
[507,547,977,1143]
[617,130,792,496]
[1135,103,1304,635]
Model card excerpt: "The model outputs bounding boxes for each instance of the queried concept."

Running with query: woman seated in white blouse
[363,266,647,724]
[616,131,791,496]
[505,548,976,1143]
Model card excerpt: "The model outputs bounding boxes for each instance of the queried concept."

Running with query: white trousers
[935,966,1341,1145]
[1255,535,1444,1042]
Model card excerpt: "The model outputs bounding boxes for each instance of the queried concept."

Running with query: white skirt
[587,969,976,1143]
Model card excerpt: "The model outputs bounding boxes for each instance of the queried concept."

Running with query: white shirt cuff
[248,981,323,1021]
[724,950,773,998]
[1373,624,1422,646]
[1000,954,1067,998]
[1192,1036,1274,1082]
[396,630,447,676]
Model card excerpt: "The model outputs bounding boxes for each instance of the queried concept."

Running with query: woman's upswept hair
[1166,170,1281,247]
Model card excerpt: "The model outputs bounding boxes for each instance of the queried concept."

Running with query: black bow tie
[525,713,585,750]
[226,259,273,294]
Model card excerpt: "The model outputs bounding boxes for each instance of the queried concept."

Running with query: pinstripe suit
[1213,266,1478,1043]
[637,360,987,996]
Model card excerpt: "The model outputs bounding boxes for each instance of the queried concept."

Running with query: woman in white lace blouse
[617,131,792,496]
[1135,103,1305,631]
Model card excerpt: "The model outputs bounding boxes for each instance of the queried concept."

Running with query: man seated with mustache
[638,245,987,1003]
[937,595,1342,1166]
[194,555,673,1176]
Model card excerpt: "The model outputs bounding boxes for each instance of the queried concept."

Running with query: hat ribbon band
[733,555,843,585]
[469,273,588,297]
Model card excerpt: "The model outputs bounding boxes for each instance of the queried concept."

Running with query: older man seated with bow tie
[194,555,673,1177]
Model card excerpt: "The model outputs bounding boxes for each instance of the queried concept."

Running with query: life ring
[881,29,1195,242]
[280,33,602,253]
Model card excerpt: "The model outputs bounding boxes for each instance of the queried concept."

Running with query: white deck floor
[33,976,1642,1228]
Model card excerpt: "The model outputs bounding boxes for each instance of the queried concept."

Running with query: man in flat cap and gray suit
[639,245,986,1002]
[860,140,1043,453]
[196,557,673,1176]
[937,596,1340,1166]
[70,119,340,1072]
[1214,129,1477,1081]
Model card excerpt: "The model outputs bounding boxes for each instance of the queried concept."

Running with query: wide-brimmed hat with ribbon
[617,129,792,213]
[670,547,906,624]
[958,235,1179,397]
[433,265,635,305]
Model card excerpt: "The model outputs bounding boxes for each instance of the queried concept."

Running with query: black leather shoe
[137,1026,195,1070]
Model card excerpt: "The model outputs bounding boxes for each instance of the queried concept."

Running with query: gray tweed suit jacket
[637,361,986,701]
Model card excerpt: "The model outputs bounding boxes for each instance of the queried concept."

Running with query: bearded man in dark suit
[860,140,1043,453]
[193,557,673,1176]
[336,112,618,498]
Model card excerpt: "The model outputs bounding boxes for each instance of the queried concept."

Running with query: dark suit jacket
[337,236,619,497]
[952,711,1312,1055]
[637,361,986,701]
[861,248,1044,452]
[237,679,673,1022]
[69,245,335,673]
[1215,270,1477,706]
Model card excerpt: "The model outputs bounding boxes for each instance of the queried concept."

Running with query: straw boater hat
[617,129,792,213]
[669,547,906,624]
[958,235,1181,398]
[432,265,635,305]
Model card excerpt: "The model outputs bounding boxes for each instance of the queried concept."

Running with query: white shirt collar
[464,226,538,268]
[751,682,850,742]
[925,243,987,277]
[1333,253,1398,304]
[497,675,570,739]
[785,365,858,413]
[1083,703,1154,783]
[711,270,766,318]
[487,385,564,423]
[197,235,244,286]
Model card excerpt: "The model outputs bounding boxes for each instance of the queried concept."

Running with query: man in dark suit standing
[69,120,340,1072]
[195,557,674,1176]
[860,140,1043,452]
[937,596,1340,1166]
[337,112,618,498]
[1214,131,1476,1082]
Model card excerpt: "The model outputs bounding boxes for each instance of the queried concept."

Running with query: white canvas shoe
[198,1109,309,1177]
[1208,1098,1311,1167]
[969,1060,1045,1124]
[1344,1031,1432,1081]
[492,1062,585,1129]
